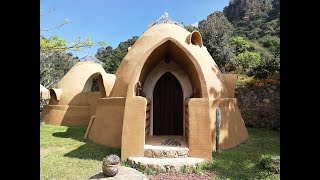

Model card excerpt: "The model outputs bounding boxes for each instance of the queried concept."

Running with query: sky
[40,0,230,58]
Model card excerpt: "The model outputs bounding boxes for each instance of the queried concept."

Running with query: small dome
[148,12,184,28]
[75,54,104,65]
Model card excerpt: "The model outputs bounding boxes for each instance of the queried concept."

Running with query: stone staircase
[127,135,206,172]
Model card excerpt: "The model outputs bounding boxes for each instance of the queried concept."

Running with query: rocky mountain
[223,0,280,39]
[224,0,277,22]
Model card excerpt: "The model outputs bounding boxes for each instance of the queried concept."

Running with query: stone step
[144,145,189,158]
[127,157,206,173]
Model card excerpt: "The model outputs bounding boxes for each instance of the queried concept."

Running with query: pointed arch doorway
[153,72,183,135]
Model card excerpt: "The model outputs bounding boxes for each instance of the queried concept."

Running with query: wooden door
[153,72,183,135]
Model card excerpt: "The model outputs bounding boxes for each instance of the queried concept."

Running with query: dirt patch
[41,147,67,156]
[146,171,216,180]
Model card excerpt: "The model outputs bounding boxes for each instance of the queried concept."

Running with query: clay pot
[102,163,120,177]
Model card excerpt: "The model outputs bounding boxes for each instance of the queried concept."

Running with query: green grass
[203,128,280,179]
[40,125,120,180]
[41,125,279,180]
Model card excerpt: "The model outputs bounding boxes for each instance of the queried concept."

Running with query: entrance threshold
[144,135,189,158]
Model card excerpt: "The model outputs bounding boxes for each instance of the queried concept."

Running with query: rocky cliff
[224,0,279,21]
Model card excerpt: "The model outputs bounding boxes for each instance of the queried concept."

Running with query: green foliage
[235,51,262,74]
[40,35,101,53]
[229,36,251,55]
[40,52,75,88]
[40,34,105,90]
[226,36,279,79]
[236,74,256,87]
[96,36,138,73]
[258,35,280,56]
[198,12,235,69]
[180,165,203,174]
[184,25,198,33]
[248,40,279,78]
[236,73,280,89]
[40,35,67,53]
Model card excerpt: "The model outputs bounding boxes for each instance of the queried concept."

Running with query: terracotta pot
[102,163,120,177]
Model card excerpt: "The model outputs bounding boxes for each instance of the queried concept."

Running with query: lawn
[40,125,120,180]
[40,125,279,179]
[203,128,280,179]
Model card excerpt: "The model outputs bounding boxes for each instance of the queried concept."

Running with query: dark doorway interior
[153,72,183,135]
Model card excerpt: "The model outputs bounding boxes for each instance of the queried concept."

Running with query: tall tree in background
[40,8,107,89]
[184,25,198,33]
[96,36,139,74]
[198,12,235,70]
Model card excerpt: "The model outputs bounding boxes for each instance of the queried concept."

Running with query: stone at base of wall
[127,157,206,173]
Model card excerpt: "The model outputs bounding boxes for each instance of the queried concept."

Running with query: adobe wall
[223,74,238,98]
[41,105,93,126]
[186,98,212,160]
[42,62,116,126]
[87,97,126,148]
[209,98,248,150]
[121,97,148,160]
[41,92,101,125]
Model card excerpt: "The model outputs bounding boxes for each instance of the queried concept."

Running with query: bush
[236,74,255,87]
[103,154,120,165]
[234,51,262,76]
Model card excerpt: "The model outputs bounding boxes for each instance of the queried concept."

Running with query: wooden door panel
[153,72,183,135]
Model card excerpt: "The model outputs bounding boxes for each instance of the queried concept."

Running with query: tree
[198,12,235,69]
[40,8,107,90]
[229,36,251,55]
[184,25,198,33]
[235,51,262,73]
[95,36,139,73]
[40,35,106,54]
[258,35,280,56]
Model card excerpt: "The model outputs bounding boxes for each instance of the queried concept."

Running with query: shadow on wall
[219,103,237,149]
[52,126,120,160]
[209,66,225,99]
[209,66,248,150]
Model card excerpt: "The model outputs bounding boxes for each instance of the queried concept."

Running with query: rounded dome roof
[111,24,230,99]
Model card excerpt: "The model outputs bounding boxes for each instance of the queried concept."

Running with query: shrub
[103,154,120,165]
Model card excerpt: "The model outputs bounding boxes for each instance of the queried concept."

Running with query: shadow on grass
[52,126,87,142]
[64,143,120,161]
[52,126,121,161]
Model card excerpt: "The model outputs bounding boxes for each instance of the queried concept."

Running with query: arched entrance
[153,72,183,135]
